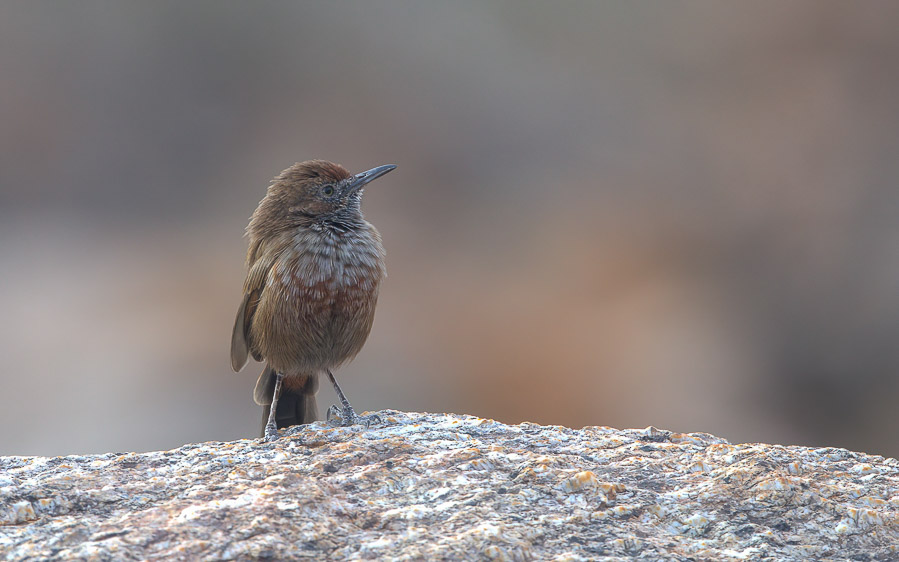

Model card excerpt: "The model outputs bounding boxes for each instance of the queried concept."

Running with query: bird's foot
[327,404,381,427]
[324,369,380,427]
[261,372,284,442]
[263,419,280,442]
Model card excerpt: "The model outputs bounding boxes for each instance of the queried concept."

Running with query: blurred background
[2,2,898,458]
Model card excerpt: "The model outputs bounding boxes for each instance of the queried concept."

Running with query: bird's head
[250,160,396,236]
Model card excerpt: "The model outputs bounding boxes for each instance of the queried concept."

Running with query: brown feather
[230,292,250,372]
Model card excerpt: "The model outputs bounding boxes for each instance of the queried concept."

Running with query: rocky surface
[1,411,898,561]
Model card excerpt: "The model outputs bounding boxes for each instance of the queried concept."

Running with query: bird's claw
[263,422,279,442]
[327,404,381,427]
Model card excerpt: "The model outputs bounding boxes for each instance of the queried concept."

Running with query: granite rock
[1,411,898,561]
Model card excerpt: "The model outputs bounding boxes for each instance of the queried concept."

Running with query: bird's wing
[230,256,272,372]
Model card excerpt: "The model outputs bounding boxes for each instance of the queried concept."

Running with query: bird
[230,160,395,440]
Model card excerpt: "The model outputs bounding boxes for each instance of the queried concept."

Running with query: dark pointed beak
[346,164,396,194]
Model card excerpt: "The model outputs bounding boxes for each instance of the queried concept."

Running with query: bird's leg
[326,369,357,425]
[326,370,380,427]
[263,372,284,441]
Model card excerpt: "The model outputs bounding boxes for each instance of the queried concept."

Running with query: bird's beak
[346,164,397,194]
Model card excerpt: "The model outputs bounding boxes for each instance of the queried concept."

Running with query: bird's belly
[252,245,383,374]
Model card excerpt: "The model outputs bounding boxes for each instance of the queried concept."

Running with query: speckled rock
[2,411,898,561]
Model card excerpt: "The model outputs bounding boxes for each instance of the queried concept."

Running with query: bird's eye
[322,185,335,197]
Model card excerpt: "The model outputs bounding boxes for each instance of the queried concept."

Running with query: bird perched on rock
[230,160,395,440]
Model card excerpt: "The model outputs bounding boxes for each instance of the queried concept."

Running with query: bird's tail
[254,366,319,437]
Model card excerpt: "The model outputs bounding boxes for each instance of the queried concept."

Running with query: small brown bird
[230,160,395,440]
